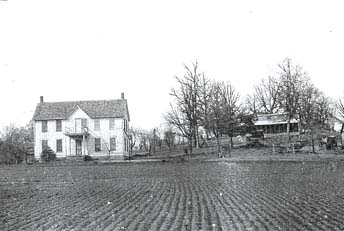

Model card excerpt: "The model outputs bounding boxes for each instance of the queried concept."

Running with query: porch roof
[254,118,299,126]
[64,132,89,138]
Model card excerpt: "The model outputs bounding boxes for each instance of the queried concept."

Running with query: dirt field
[1,156,344,230]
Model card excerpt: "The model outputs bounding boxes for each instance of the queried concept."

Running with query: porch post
[82,134,86,155]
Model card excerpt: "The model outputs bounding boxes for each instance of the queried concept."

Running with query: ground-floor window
[56,139,62,153]
[95,138,101,152]
[42,140,48,151]
[110,137,116,151]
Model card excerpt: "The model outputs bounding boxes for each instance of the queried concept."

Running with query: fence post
[272,143,275,154]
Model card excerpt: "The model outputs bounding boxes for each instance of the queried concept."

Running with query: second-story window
[56,120,62,132]
[94,119,100,131]
[81,118,88,130]
[123,119,127,132]
[109,118,115,130]
[124,119,128,132]
[42,121,48,133]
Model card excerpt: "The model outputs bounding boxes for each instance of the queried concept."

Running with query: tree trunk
[311,132,315,153]
[216,135,221,158]
[196,127,200,149]
[188,135,193,156]
[193,132,197,148]
[287,116,291,142]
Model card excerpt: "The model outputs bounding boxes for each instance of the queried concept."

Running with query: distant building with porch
[32,93,130,160]
[254,113,299,138]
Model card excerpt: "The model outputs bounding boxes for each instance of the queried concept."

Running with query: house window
[95,138,101,152]
[56,120,62,132]
[42,140,48,151]
[81,118,88,130]
[109,118,115,130]
[94,119,100,131]
[123,119,127,132]
[124,137,127,152]
[42,121,48,132]
[110,137,116,151]
[56,139,62,153]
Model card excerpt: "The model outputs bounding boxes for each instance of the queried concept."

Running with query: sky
[1,0,344,131]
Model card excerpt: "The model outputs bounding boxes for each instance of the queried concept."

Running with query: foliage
[40,146,56,162]
[83,155,93,161]
[0,123,34,164]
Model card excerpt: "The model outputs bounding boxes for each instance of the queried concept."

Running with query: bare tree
[277,58,309,141]
[198,73,212,141]
[298,82,321,153]
[136,129,152,153]
[163,126,176,152]
[165,61,203,154]
[254,76,281,114]
[336,97,344,144]
[244,94,259,115]
[337,97,344,120]
[220,81,240,148]
[128,126,139,154]
[207,81,240,157]
[165,103,194,154]
[207,81,224,157]
[314,94,334,131]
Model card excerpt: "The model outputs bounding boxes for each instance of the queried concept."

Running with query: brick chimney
[121,92,125,99]
[40,96,44,103]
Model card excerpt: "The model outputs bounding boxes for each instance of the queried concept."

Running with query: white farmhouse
[254,113,299,138]
[32,93,130,160]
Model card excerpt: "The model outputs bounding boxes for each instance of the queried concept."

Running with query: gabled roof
[32,99,130,121]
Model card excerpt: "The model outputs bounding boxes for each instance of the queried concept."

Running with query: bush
[40,146,56,162]
[83,155,93,161]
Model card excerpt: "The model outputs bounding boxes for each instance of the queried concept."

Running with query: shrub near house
[32,93,130,161]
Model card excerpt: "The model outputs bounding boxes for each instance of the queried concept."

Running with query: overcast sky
[1,0,344,131]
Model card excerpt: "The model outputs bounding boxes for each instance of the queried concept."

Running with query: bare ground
[1,151,344,230]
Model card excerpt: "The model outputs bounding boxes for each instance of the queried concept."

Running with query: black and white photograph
[1,0,344,230]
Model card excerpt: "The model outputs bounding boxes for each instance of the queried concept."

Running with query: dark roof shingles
[32,99,129,121]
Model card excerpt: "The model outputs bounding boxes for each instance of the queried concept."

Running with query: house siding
[34,120,67,159]
[34,107,129,160]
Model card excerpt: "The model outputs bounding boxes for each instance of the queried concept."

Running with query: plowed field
[1,160,344,230]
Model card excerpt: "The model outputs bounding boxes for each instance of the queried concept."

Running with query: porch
[64,126,89,156]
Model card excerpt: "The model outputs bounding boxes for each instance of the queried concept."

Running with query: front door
[76,140,82,155]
